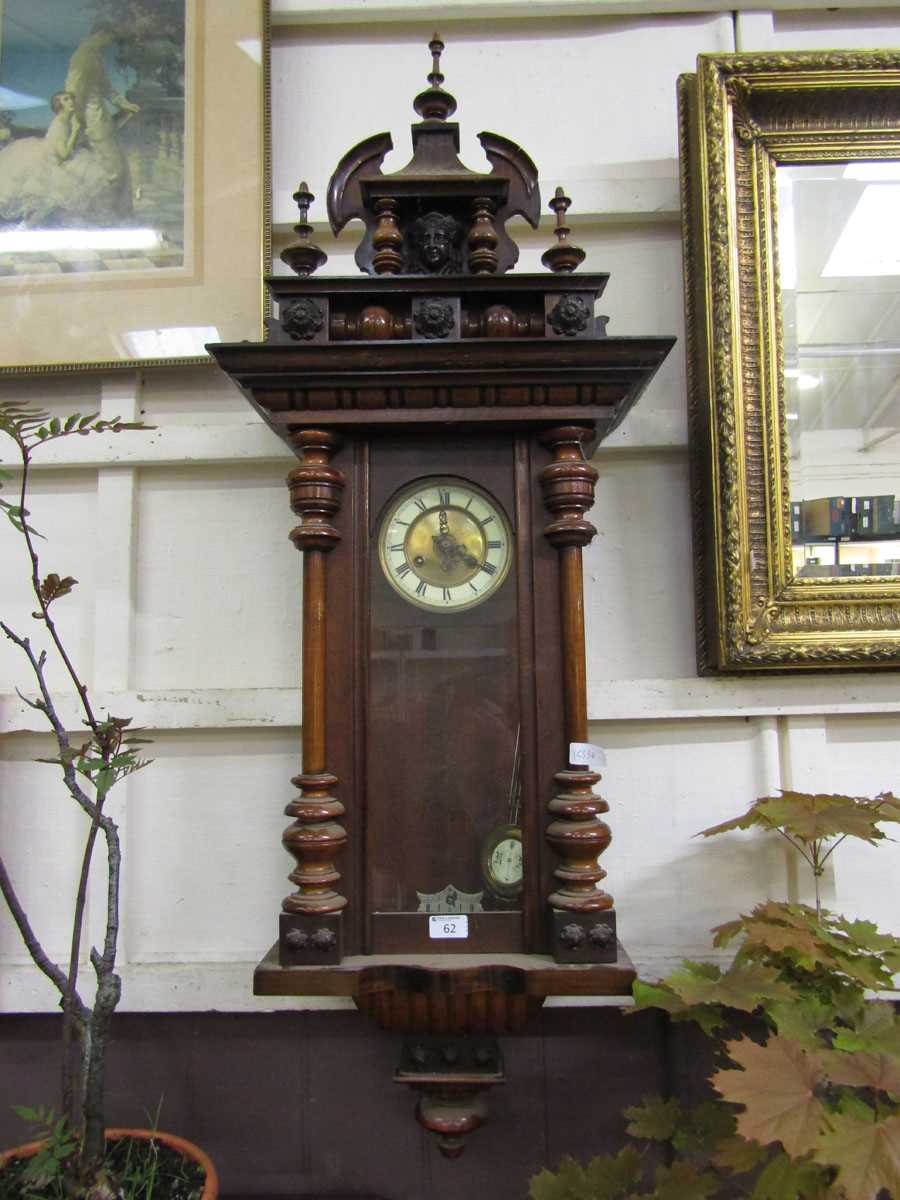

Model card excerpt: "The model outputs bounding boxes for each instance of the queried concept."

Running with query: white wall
[2,6,900,1013]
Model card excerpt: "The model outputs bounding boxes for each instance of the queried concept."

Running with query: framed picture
[0,0,269,373]
[680,51,900,672]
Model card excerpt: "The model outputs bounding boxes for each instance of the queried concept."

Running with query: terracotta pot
[0,1127,218,1200]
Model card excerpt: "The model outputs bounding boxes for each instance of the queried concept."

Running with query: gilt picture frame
[680,51,900,672]
[0,0,270,374]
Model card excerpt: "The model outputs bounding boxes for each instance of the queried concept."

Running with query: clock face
[481,824,523,900]
[377,476,513,612]
[490,838,523,885]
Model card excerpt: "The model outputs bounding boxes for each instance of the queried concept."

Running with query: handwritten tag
[429,915,469,940]
[569,742,607,771]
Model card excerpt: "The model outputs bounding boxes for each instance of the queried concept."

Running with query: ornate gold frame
[680,51,900,672]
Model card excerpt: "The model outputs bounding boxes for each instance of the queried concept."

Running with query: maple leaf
[832,1002,900,1058]
[767,997,837,1048]
[831,916,900,955]
[631,980,726,1035]
[814,1109,900,1200]
[712,1036,826,1158]
[624,1097,682,1142]
[749,1151,833,1200]
[651,1161,719,1200]
[814,1048,900,1094]
[712,1135,769,1174]
[701,791,899,847]
[530,1148,643,1200]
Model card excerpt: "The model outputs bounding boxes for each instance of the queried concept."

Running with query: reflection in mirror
[778,162,900,579]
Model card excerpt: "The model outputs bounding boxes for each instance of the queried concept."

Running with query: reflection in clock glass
[368,457,523,942]
[778,162,900,580]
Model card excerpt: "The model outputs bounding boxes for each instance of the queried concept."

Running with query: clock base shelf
[253,944,636,1033]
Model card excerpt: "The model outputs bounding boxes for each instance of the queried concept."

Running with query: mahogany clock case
[322,428,568,957]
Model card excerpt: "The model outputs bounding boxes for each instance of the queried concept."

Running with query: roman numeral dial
[378,476,513,612]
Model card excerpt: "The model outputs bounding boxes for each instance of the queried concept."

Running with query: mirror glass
[778,162,900,579]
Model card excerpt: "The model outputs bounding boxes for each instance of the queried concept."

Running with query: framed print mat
[0,0,269,373]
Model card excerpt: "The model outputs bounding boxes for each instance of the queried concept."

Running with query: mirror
[780,162,900,581]
[679,51,900,671]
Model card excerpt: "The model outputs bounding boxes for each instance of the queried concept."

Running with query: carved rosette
[539,427,615,945]
[281,431,348,946]
[281,297,326,342]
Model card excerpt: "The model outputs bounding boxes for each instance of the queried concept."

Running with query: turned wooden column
[540,425,616,963]
[280,429,347,964]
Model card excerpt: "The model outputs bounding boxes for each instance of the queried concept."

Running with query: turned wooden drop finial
[541,186,586,274]
[280,181,328,277]
[413,33,457,121]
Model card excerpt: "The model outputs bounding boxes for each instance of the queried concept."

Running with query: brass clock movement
[210,35,673,1157]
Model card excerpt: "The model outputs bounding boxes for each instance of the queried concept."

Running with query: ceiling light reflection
[785,369,821,391]
[0,228,162,254]
[822,185,900,277]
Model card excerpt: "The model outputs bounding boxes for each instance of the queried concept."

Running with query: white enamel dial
[489,837,523,885]
[378,477,513,612]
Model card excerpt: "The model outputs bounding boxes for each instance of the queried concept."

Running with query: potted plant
[0,399,217,1200]
[530,789,900,1200]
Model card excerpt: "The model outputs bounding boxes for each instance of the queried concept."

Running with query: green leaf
[530,1150,644,1200]
[48,418,61,436]
[749,1151,831,1200]
[712,1135,769,1174]
[624,1097,682,1142]
[12,1104,40,1122]
[631,979,725,1035]
[832,1002,900,1058]
[651,1162,719,1200]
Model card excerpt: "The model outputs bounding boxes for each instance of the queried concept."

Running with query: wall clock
[210,36,674,1156]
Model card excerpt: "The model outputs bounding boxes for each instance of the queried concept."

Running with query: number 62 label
[428,915,469,939]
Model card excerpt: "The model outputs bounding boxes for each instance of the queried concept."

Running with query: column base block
[279,912,343,965]
[550,908,617,964]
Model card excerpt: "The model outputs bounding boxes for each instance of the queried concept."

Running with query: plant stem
[18,451,98,732]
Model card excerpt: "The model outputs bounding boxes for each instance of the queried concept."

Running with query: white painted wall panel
[585,452,695,681]
[271,13,734,228]
[592,717,786,974]
[0,471,98,695]
[133,467,299,691]
[772,9,900,49]
[124,730,298,964]
[0,736,90,964]
[821,715,900,933]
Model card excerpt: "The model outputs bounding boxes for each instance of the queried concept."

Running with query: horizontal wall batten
[6,413,689,473]
[272,0,881,25]
[5,675,900,735]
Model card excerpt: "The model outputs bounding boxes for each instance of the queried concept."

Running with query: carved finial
[413,33,457,121]
[281,181,328,277]
[541,186,586,274]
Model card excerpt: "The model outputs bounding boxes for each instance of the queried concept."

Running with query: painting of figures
[0,0,187,276]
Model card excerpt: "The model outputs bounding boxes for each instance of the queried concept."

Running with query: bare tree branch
[0,853,86,1018]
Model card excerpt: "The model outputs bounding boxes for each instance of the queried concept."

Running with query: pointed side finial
[413,33,457,121]
[541,186,586,274]
[281,181,328,277]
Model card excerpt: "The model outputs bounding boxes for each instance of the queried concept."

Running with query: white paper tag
[569,741,607,770]
[429,915,469,940]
